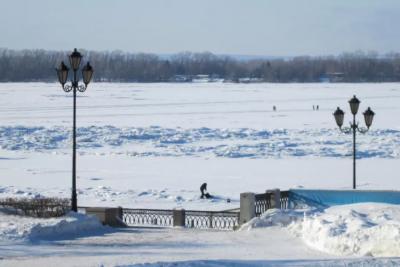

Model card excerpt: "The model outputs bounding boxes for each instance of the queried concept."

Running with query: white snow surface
[289,203,400,257]
[0,211,106,242]
[240,208,304,230]
[1,126,399,158]
[126,258,400,267]
[242,203,400,258]
[2,205,400,266]
[1,82,400,210]
[2,82,400,265]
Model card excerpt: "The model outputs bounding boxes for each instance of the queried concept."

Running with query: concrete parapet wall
[173,209,186,227]
[267,189,281,209]
[289,189,400,208]
[239,192,256,224]
[85,207,127,227]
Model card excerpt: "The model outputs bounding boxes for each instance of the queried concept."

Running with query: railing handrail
[254,190,290,216]
[122,208,239,214]
[123,208,174,213]
[121,207,239,230]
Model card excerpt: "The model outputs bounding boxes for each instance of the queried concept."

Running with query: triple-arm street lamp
[56,49,94,212]
[333,95,375,190]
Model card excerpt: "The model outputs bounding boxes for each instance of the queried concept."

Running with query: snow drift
[290,203,400,257]
[243,203,400,257]
[239,209,302,230]
[0,211,106,242]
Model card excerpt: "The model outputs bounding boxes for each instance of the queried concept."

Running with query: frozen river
[1,82,400,209]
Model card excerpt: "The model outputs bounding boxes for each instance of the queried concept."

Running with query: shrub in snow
[0,197,70,218]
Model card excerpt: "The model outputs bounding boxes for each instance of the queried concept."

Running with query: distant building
[223,78,239,83]
[238,77,263,83]
[169,74,223,83]
[192,74,210,83]
[320,72,345,83]
[169,75,192,83]
[192,74,222,83]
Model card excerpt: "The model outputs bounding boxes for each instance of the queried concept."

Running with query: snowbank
[289,203,400,257]
[0,211,106,242]
[239,209,302,230]
[242,203,400,257]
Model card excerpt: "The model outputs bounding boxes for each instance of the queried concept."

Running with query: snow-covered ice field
[1,82,400,266]
[1,82,400,209]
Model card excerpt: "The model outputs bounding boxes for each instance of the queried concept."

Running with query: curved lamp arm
[339,126,352,134]
[77,84,87,92]
[338,123,370,135]
[357,127,370,134]
[62,84,73,93]
[62,83,86,93]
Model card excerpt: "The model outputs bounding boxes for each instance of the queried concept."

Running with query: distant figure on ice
[200,182,212,199]
[273,105,277,112]
[316,105,319,111]
[313,105,315,110]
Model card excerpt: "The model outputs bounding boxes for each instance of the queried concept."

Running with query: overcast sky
[0,0,398,56]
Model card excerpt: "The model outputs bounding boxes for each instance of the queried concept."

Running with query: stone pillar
[173,209,186,227]
[239,192,255,225]
[267,189,281,209]
[117,206,123,221]
[85,207,127,227]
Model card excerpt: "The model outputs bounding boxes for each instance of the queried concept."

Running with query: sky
[0,0,399,56]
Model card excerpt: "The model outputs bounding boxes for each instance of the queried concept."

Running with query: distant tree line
[0,48,399,82]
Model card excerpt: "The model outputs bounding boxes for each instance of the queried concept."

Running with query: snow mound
[288,203,400,257]
[0,211,106,242]
[28,212,106,241]
[239,209,302,230]
[241,204,400,257]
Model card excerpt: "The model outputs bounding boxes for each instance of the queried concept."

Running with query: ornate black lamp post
[333,95,375,189]
[56,49,93,212]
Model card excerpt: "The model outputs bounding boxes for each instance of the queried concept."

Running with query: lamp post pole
[352,113,356,189]
[72,69,77,211]
[56,49,94,212]
[333,95,375,190]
